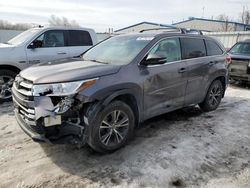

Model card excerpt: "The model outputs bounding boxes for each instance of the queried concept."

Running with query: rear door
[26,30,69,65]
[182,38,225,105]
[180,37,209,105]
[67,30,93,57]
[143,37,188,118]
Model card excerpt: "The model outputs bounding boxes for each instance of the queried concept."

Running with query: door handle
[178,67,187,73]
[57,52,67,55]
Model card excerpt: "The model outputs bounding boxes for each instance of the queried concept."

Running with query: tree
[0,20,32,30]
[216,14,234,31]
[48,15,79,27]
[240,6,250,25]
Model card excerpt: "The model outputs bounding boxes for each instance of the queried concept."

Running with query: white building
[173,17,250,32]
[115,18,250,34]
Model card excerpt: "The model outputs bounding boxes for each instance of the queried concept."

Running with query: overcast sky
[0,0,249,32]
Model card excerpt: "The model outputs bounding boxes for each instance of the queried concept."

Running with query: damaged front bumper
[229,73,250,82]
[12,78,88,145]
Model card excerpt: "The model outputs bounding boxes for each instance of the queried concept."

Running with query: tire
[199,80,223,112]
[86,101,135,153]
[0,69,17,103]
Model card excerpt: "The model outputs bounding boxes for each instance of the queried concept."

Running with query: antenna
[202,6,205,18]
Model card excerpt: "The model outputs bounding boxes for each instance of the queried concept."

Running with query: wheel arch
[0,65,21,74]
[205,74,227,100]
[102,89,142,125]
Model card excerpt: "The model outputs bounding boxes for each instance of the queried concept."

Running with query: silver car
[0,26,97,102]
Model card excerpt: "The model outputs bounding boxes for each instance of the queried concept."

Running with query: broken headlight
[32,78,98,96]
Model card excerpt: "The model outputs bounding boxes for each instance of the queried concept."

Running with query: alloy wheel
[99,110,129,147]
[0,76,14,100]
[208,83,222,107]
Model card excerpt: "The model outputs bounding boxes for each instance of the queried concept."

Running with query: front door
[26,30,69,65]
[142,37,188,119]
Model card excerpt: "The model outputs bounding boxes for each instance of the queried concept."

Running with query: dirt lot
[0,85,249,188]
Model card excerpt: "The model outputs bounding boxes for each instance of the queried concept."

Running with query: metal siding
[205,31,250,49]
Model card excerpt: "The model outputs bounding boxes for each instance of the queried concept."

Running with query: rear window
[180,38,206,59]
[206,40,223,56]
[68,30,93,46]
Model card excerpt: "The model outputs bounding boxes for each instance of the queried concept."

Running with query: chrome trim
[13,83,32,96]
[20,81,33,89]
[19,109,35,120]
[13,97,35,114]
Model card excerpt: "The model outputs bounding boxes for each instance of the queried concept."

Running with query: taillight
[225,55,231,64]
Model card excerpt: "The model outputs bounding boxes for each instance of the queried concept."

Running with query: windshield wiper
[88,59,109,64]
[3,42,11,45]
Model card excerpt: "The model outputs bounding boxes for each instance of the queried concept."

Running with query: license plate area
[44,116,61,127]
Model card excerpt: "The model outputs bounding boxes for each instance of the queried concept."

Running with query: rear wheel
[199,80,223,112]
[87,101,135,153]
[0,70,16,103]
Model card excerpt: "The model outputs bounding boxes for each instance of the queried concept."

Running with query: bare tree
[240,6,250,25]
[0,20,32,30]
[48,15,79,27]
[216,14,234,31]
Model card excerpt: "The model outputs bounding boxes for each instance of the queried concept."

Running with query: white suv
[0,26,97,102]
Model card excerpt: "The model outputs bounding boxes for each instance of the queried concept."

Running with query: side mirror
[28,40,42,49]
[143,54,167,65]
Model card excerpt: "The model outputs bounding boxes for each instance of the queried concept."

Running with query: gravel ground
[0,84,249,188]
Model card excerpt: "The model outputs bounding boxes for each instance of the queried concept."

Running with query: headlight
[248,61,250,67]
[32,78,98,96]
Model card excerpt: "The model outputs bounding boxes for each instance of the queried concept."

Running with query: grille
[13,76,33,97]
[13,76,44,134]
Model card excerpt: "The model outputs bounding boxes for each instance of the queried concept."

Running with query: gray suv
[12,30,228,152]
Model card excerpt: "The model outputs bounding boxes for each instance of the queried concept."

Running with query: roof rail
[139,27,203,35]
[182,28,203,35]
[139,27,184,33]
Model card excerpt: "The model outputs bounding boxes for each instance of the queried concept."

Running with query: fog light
[54,97,73,114]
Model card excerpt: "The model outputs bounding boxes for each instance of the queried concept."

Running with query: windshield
[82,35,153,65]
[229,42,250,55]
[8,28,41,45]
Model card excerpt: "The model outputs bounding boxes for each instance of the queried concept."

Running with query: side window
[180,38,206,59]
[148,38,181,63]
[68,30,93,46]
[33,30,65,48]
[206,40,223,56]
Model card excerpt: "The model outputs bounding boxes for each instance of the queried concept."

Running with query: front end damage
[12,76,96,146]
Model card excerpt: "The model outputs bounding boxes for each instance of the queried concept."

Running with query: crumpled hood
[20,58,122,84]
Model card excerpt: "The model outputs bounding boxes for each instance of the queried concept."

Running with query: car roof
[31,26,94,31]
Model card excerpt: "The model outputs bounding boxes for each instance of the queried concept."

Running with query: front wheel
[199,80,223,112]
[0,70,16,103]
[87,101,135,153]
